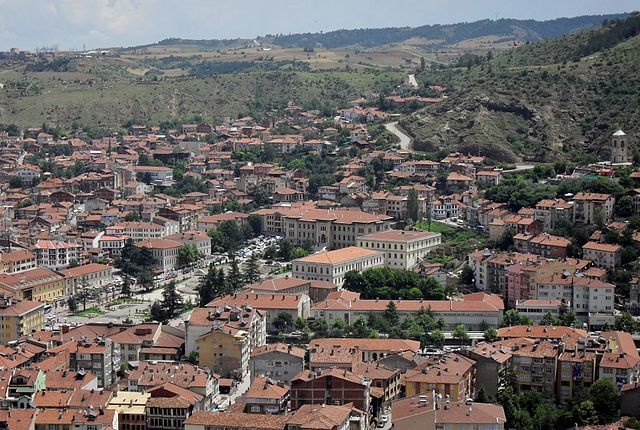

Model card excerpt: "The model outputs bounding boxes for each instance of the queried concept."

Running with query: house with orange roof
[599,331,640,388]
[0,249,37,274]
[582,241,621,269]
[241,376,290,414]
[572,192,614,226]
[357,229,442,270]
[250,343,305,384]
[404,353,476,400]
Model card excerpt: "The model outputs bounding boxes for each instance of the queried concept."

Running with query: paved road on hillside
[385,121,413,150]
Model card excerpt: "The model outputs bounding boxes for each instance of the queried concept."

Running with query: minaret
[611,129,629,163]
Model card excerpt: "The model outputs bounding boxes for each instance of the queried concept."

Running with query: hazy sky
[1,0,638,51]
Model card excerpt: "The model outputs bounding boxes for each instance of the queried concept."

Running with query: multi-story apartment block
[357,230,442,270]
[166,230,211,257]
[0,295,45,345]
[185,306,266,357]
[534,198,574,229]
[536,274,615,327]
[290,368,371,414]
[404,353,476,401]
[557,344,597,401]
[510,340,558,394]
[34,239,82,270]
[0,250,37,274]
[292,246,384,286]
[107,222,171,242]
[197,325,251,378]
[0,267,66,301]
[599,331,640,388]
[108,391,150,430]
[572,192,615,226]
[250,343,305,383]
[51,337,119,388]
[582,241,622,269]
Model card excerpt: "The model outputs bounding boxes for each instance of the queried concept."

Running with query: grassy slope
[401,27,640,162]
[0,67,401,129]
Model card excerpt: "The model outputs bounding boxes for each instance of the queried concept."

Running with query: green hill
[400,13,640,163]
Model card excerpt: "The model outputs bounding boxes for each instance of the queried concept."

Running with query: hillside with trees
[400,13,640,163]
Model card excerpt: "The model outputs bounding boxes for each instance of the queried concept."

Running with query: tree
[615,311,639,333]
[452,323,469,346]
[120,275,132,298]
[160,281,183,320]
[420,56,426,71]
[616,195,634,217]
[484,327,498,342]
[197,264,217,307]
[559,310,577,327]
[226,256,243,292]
[311,318,329,337]
[384,301,399,326]
[294,316,308,331]
[540,311,559,326]
[273,312,294,332]
[460,264,474,285]
[428,329,445,348]
[476,386,490,403]
[588,378,619,424]
[407,189,419,222]
[278,239,294,261]
[500,309,532,327]
[247,214,263,236]
[149,301,165,322]
[67,295,78,314]
[290,247,309,259]
[331,317,348,337]
[138,269,155,293]
[351,316,371,338]
[177,244,202,268]
[8,176,23,189]
[124,211,141,221]
[496,228,514,251]
[243,253,261,284]
[187,350,199,365]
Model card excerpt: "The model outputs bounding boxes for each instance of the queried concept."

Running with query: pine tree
[161,281,183,320]
[120,275,132,298]
[67,295,78,314]
[243,253,260,285]
[216,268,227,295]
[197,264,216,307]
[227,256,243,292]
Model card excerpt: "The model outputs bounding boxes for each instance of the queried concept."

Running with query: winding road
[385,121,413,150]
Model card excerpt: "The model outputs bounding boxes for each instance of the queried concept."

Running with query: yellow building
[0,295,45,345]
[197,325,250,379]
[404,353,475,401]
[0,267,66,302]
[108,391,150,430]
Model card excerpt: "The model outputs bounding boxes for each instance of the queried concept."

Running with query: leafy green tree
[500,309,532,327]
[616,195,634,217]
[476,386,490,403]
[177,244,203,268]
[351,316,371,338]
[428,329,445,348]
[588,378,619,424]
[615,311,639,333]
[331,317,348,337]
[290,247,309,259]
[452,323,469,345]
[273,312,294,332]
[540,311,559,326]
[278,239,294,261]
[67,295,78,314]
[559,310,577,327]
[460,264,474,285]
[124,211,141,221]
[8,176,23,188]
[311,318,329,337]
[294,317,308,331]
[149,301,165,322]
[484,327,498,342]
[187,350,199,365]
[247,214,263,235]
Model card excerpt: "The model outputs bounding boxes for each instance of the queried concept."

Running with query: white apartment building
[582,242,622,269]
[0,250,37,274]
[536,274,615,327]
[133,165,174,185]
[292,246,385,286]
[166,230,211,257]
[534,198,574,228]
[34,239,82,270]
[107,222,168,242]
[97,234,129,257]
[357,230,442,270]
[137,239,182,273]
[599,331,640,388]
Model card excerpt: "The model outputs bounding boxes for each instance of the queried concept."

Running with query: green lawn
[415,220,456,234]
[76,306,105,318]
